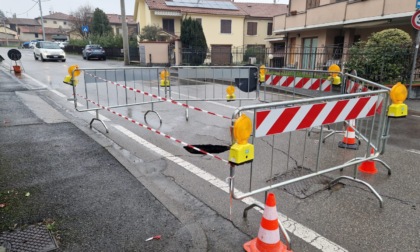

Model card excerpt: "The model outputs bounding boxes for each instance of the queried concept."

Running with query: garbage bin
[235,67,257,92]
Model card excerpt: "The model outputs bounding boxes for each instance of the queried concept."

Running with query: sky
[2,0,289,19]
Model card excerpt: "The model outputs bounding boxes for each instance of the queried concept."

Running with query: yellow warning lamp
[259,65,266,83]
[226,85,236,101]
[388,82,408,118]
[229,114,254,165]
[328,64,341,85]
[63,65,81,86]
[160,69,170,87]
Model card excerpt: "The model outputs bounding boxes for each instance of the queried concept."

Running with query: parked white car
[33,41,66,62]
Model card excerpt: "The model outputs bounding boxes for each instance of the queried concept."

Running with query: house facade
[7,18,41,41]
[35,12,73,41]
[236,2,288,66]
[272,0,416,69]
[107,14,139,37]
[134,0,287,65]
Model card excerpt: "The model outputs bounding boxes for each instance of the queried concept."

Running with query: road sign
[417,1,420,9]
[82,25,89,33]
[412,10,420,30]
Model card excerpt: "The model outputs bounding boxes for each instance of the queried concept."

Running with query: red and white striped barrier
[75,93,229,164]
[255,96,379,137]
[265,74,331,92]
[346,80,369,93]
[85,72,231,120]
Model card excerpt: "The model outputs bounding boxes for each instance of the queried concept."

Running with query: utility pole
[38,0,46,40]
[120,0,130,65]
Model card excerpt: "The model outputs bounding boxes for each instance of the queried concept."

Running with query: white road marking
[22,72,48,88]
[113,125,347,252]
[412,115,420,118]
[407,149,420,155]
[50,89,67,98]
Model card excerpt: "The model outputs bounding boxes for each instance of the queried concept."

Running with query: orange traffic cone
[338,119,359,150]
[243,193,290,252]
[358,148,377,174]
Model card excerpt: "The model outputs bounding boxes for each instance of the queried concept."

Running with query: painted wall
[243,18,272,48]
[42,19,72,29]
[139,42,169,64]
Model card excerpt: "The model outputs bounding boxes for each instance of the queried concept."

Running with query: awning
[51,35,68,40]
[265,35,285,42]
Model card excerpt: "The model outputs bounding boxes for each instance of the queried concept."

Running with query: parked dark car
[82,44,106,60]
[22,42,30,49]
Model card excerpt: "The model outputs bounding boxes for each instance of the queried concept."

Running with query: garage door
[211,45,231,65]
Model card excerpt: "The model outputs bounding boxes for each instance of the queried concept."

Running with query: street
[1,46,420,252]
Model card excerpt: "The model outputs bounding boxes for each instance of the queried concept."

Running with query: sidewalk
[0,68,250,251]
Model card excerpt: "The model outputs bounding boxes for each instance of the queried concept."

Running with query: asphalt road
[1,47,419,252]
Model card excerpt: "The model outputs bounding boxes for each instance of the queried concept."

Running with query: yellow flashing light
[328,64,341,86]
[64,65,80,86]
[388,82,408,118]
[68,65,81,77]
[229,114,254,165]
[259,65,266,83]
[160,69,170,87]
[226,85,236,101]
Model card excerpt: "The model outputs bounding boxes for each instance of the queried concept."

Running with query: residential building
[134,0,287,65]
[7,17,42,42]
[272,0,416,69]
[235,2,288,65]
[35,12,73,41]
[107,14,138,36]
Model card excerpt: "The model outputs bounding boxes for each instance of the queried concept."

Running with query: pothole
[183,144,230,154]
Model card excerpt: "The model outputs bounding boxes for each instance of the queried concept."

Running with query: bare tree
[70,4,93,39]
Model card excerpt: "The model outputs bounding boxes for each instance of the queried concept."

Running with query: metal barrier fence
[70,66,261,129]
[259,67,343,103]
[70,67,168,132]
[168,66,259,101]
[228,71,392,213]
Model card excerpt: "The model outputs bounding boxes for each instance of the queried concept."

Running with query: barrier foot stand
[329,175,383,208]
[322,130,344,143]
[373,158,392,175]
[243,202,264,218]
[345,157,392,175]
[90,110,109,133]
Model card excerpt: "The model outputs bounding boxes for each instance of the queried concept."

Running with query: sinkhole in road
[183,144,230,154]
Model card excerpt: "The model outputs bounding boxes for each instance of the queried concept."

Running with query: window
[196,18,202,25]
[43,20,47,23]
[247,22,257,36]
[267,22,273,36]
[35,33,39,38]
[221,19,231,34]
[302,37,318,69]
[64,21,67,25]
[162,19,175,34]
[53,21,57,24]
[307,0,320,9]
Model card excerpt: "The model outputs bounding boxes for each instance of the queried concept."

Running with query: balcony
[273,0,415,33]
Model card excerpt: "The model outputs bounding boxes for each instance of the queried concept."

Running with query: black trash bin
[235,67,257,92]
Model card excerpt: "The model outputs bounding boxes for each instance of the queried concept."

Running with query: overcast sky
[3,0,289,19]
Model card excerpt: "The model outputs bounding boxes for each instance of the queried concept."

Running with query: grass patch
[0,189,30,231]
